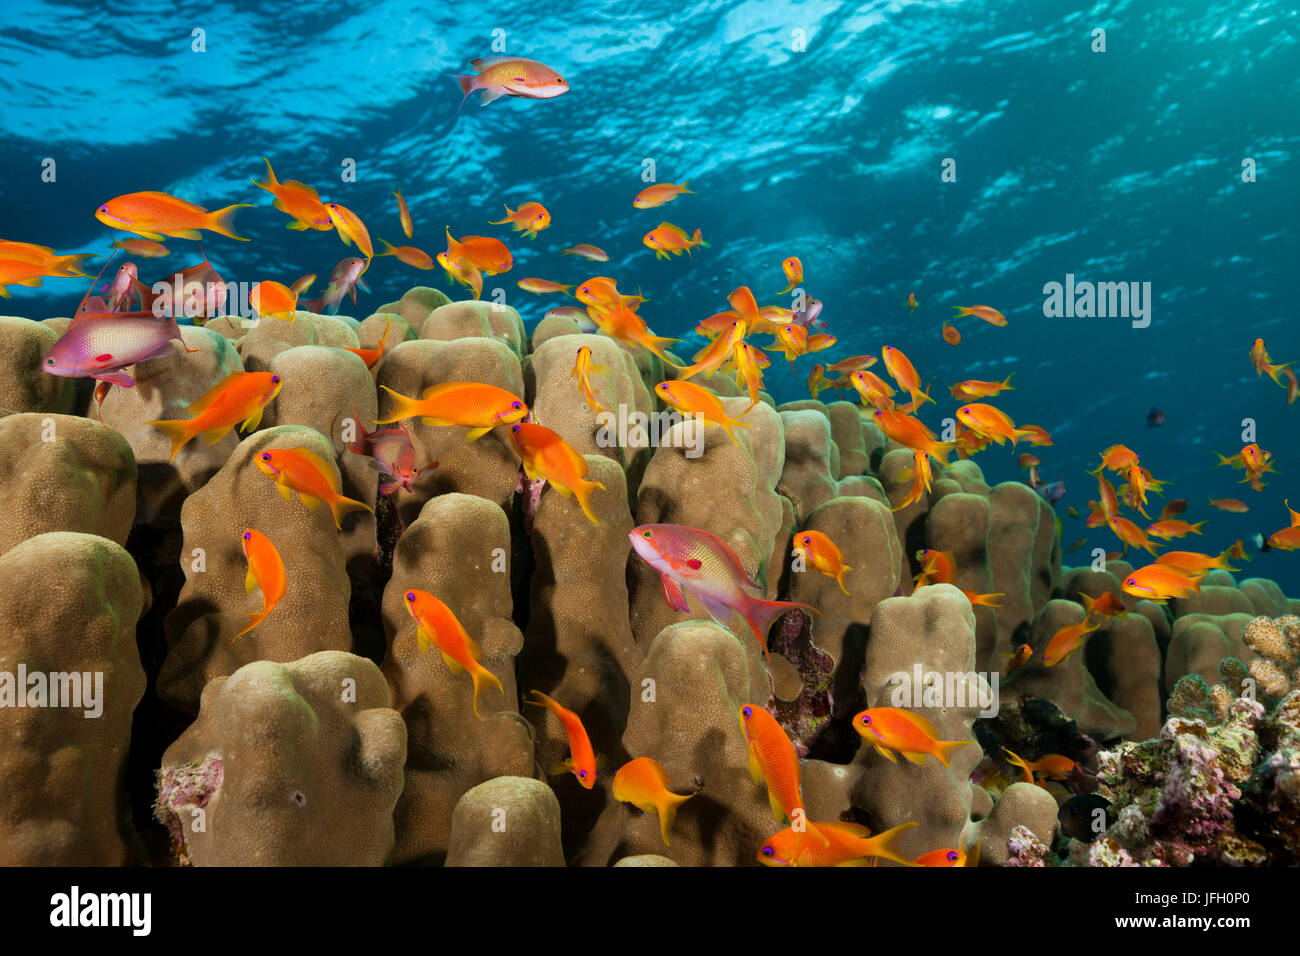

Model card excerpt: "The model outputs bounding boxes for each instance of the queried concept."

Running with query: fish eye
[761,846,774,857]
[405,592,416,602]
[642,530,652,538]
[271,375,281,384]
[242,531,251,540]
[98,206,108,212]
[512,425,520,433]
[512,401,522,409]
[1126,579,1136,586]
[947,851,959,861]
[860,715,870,724]
[578,770,586,778]
[46,358,54,365]
[741,706,752,718]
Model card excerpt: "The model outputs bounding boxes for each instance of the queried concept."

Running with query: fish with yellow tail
[630,523,817,662]
[145,370,283,463]
[758,821,919,867]
[95,190,252,241]
[739,704,829,847]
[253,446,374,530]
[233,530,286,641]
[611,757,696,846]
[524,690,598,789]
[375,382,527,439]
[509,422,606,525]
[792,530,852,595]
[570,345,610,412]
[852,707,975,767]
[402,589,504,718]
[655,380,750,446]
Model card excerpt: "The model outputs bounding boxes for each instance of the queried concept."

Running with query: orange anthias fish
[403,589,505,718]
[881,345,933,410]
[905,292,919,315]
[913,548,956,588]
[525,690,597,789]
[109,238,170,258]
[570,345,610,412]
[950,374,1015,401]
[376,382,528,439]
[769,323,810,364]
[517,277,573,295]
[630,524,817,662]
[873,408,954,464]
[634,180,696,209]
[779,256,803,294]
[249,280,299,322]
[1284,367,1300,406]
[325,202,375,260]
[956,403,1025,446]
[758,821,918,867]
[95,191,252,241]
[1208,497,1249,513]
[233,529,286,641]
[1154,547,1240,574]
[643,221,708,259]
[342,316,393,369]
[1120,564,1205,604]
[852,707,974,767]
[251,158,331,231]
[952,304,1006,326]
[588,301,680,364]
[893,449,935,512]
[655,380,751,445]
[793,530,852,595]
[509,422,607,525]
[146,371,283,463]
[611,757,695,846]
[1080,591,1128,621]
[0,241,98,279]
[1146,519,1206,540]
[1003,643,1033,674]
[1002,747,1075,787]
[914,846,977,867]
[733,341,766,411]
[1043,617,1102,667]
[1265,500,1300,551]
[739,704,828,846]
[681,321,745,381]
[490,201,551,239]
[254,447,374,529]
[1091,443,1140,475]
[393,187,414,239]
[1250,337,1291,387]
[1159,499,1190,519]
[851,369,896,410]
[453,57,569,108]
[561,243,609,262]
[828,354,877,374]
[444,228,512,275]
[633,180,693,209]
[941,323,961,346]
[1108,516,1160,556]
[807,363,831,399]
[1017,424,1054,446]
[376,239,435,270]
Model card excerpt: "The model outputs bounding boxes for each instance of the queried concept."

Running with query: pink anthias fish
[302,257,370,315]
[452,57,569,111]
[130,250,229,321]
[790,298,827,331]
[102,262,140,312]
[629,523,818,662]
[346,412,435,494]
[43,258,198,387]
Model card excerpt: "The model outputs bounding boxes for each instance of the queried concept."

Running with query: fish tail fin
[329,492,374,529]
[1214,543,1241,571]
[934,739,972,768]
[60,253,100,278]
[952,306,972,318]
[145,417,200,464]
[469,663,505,719]
[252,156,279,191]
[680,179,694,194]
[377,238,398,256]
[573,477,606,525]
[693,229,710,248]
[232,609,270,642]
[739,596,818,662]
[1001,746,1030,776]
[657,790,695,847]
[375,386,424,424]
[207,204,254,241]
[860,821,920,866]
[720,415,752,446]
[968,591,1004,608]
[1267,361,1292,386]
[452,75,477,114]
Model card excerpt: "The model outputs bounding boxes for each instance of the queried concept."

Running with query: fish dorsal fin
[835,822,870,839]
[292,446,341,490]
[471,56,518,69]
[420,382,468,401]
[185,371,245,417]
[895,709,941,740]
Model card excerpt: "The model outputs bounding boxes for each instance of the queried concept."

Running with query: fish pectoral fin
[835,858,875,867]
[767,788,787,825]
[747,749,764,786]
[902,751,930,766]
[414,627,431,654]
[438,649,464,674]
[298,493,323,511]
[274,481,293,501]
[659,573,691,612]
[92,371,136,387]
[240,407,265,432]
[547,759,575,777]
[174,230,203,240]
[244,565,257,594]
[203,424,236,445]
[420,417,453,427]
[464,426,493,442]
[873,744,899,764]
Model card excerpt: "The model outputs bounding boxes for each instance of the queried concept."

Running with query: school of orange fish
[4,55,1296,866]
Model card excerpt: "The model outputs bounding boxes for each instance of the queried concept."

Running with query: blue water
[2,0,1297,591]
